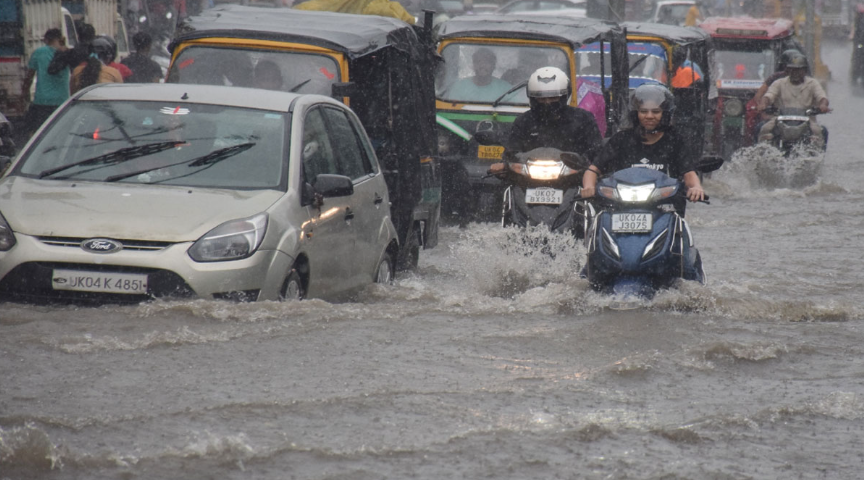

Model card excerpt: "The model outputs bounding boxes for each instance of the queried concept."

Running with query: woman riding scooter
[581,83,705,207]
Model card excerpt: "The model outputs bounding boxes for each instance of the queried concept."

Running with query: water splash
[712,144,824,192]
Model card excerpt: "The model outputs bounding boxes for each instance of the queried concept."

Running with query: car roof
[698,16,794,39]
[622,21,713,44]
[74,83,336,112]
[172,5,421,59]
[436,14,623,47]
[654,0,694,5]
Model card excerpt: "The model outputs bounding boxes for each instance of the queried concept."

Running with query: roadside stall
[167,5,440,269]
[435,15,628,222]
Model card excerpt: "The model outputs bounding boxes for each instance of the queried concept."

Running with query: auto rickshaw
[166,5,440,269]
[434,15,629,222]
[699,16,802,159]
[577,22,715,158]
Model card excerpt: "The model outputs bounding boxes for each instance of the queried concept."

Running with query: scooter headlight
[597,185,619,200]
[616,183,656,203]
[526,160,565,180]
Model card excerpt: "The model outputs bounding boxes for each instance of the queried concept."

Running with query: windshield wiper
[288,79,311,93]
[492,80,527,108]
[104,142,256,183]
[629,55,649,74]
[38,141,181,179]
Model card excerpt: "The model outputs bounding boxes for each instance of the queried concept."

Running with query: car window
[301,108,338,183]
[322,107,375,181]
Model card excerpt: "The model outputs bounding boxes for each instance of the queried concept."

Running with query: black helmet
[785,51,809,70]
[778,49,801,71]
[91,37,114,63]
[629,83,675,132]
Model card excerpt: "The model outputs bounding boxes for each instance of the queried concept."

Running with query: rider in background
[581,83,705,204]
[756,52,829,147]
[750,48,801,141]
[505,66,602,160]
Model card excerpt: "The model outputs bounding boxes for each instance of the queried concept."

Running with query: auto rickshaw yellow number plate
[478,145,505,160]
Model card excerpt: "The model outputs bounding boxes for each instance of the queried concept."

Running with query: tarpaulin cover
[294,0,415,25]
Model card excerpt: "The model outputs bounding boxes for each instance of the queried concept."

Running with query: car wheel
[375,253,395,285]
[279,270,304,301]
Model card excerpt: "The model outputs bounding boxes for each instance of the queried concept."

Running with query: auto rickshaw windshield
[578,42,668,87]
[714,48,774,82]
[167,46,342,95]
[436,43,571,105]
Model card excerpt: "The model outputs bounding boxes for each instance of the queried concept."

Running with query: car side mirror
[313,174,354,198]
[331,82,357,99]
[697,155,724,173]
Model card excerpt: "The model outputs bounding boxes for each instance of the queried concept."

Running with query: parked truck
[0,0,123,134]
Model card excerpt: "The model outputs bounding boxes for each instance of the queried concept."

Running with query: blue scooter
[582,158,723,298]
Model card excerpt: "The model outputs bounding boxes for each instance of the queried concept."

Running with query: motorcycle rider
[506,66,602,161]
[757,52,830,147]
[581,83,705,204]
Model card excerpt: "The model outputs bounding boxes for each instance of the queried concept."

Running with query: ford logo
[81,238,123,254]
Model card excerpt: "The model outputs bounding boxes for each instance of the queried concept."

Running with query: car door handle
[374,193,384,205]
[344,207,355,221]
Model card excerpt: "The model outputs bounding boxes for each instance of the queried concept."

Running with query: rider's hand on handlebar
[819,105,831,114]
[686,185,705,203]
[581,186,595,198]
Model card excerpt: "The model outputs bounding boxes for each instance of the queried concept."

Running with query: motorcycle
[767,107,828,155]
[582,157,723,299]
[476,130,590,236]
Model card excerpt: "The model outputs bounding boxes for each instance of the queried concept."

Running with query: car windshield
[656,4,693,25]
[167,46,341,96]
[436,43,571,105]
[17,100,288,189]
[499,0,584,12]
[714,47,775,81]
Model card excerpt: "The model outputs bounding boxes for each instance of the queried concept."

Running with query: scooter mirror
[560,152,590,170]
[697,155,724,173]
[473,130,501,146]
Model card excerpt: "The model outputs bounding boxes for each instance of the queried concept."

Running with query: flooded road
[2,41,864,479]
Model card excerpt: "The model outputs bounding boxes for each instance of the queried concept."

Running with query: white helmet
[527,66,570,100]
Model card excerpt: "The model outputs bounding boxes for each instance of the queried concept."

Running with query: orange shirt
[70,63,123,93]
[671,66,701,88]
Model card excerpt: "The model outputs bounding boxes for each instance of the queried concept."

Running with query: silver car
[0,83,398,303]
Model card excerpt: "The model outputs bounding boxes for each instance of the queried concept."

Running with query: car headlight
[0,211,15,251]
[723,98,744,117]
[188,213,268,262]
[616,183,656,202]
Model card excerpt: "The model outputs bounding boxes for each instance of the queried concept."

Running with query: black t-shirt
[121,53,164,83]
[506,106,602,161]
[592,127,697,180]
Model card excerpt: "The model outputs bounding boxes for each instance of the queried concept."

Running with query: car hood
[0,177,285,242]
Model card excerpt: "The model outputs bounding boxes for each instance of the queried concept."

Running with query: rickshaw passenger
[447,48,512,102]
[506,67,602,160]
[253,60,284,91]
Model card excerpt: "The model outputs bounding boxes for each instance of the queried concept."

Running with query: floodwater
[2,41,864,480]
